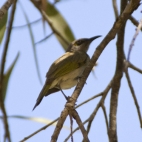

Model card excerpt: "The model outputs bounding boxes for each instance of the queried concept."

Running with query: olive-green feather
[33,83,51,110]
[46,51,88,79]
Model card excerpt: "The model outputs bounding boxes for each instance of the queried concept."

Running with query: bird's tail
[33,83,51,110]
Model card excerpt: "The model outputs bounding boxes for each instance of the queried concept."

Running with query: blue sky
[0,0,142,141]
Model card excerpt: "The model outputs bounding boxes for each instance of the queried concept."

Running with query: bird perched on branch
[33,35,101,110]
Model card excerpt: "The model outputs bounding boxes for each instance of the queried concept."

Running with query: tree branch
[75,94,102,109]
[72,110,90,142]
[65,79,112,141]
[0,0,15,20]
[112,0,119,18]
[127,18,142,61]
[50,1,140,141]
[129,16,142,31]
[0,1,17,142]
[19,118,59,142]
[125,70,142,128]
[108,0,129,141]
[86,80,112,134]
[12,18,42,29]
[20,92,102,142]
[35,32,53,45]
[128,61,142,74]
[101,104,109,133]
[69,114,73,142]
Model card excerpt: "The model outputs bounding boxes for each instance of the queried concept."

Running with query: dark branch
[0,0,15,20]
[0,1,17,142]
[72,110,90,142]
[112,0,119,18]
[127,18,142,61]
[51,1,140,141]
[128,61,142,74]
[125,70,142,128]
[65,79,112,141]
[101,104,109,133]
[129,16,142,31]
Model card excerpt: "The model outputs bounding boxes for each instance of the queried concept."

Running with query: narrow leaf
[19,2,42,84]
[2,53,20,101]
[45,2,75,50]
[0,115,69,129]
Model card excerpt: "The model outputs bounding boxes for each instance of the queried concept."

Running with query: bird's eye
[75,40,83,46]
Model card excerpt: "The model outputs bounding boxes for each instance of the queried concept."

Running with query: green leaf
[2,53,20,101]
[0,13,7,44]
[45,2,75,50]
[19,2,42,84]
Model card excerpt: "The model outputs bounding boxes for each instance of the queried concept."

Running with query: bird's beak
[89,35,101,42]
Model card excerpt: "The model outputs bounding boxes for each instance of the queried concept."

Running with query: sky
[0,0,142,142]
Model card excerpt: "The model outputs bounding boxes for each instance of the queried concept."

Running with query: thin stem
[0,1,17,141]
[112,0,119,18]
[20,118,59,142]
[125,70,142,128]
[127,18,142,61]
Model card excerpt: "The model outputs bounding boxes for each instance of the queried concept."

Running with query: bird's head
[66,35,101,52]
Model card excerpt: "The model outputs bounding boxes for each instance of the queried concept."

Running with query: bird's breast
[50,65,87,90]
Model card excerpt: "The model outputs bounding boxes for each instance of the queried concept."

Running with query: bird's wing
[46,51,89,79]
[33,82,51,110]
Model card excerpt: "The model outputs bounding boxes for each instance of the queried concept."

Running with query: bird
[33,35,101,110]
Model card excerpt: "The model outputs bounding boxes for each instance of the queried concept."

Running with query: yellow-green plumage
[33,36,101,110]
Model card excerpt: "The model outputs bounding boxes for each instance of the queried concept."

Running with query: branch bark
[112,0,119,18]
[65,79,112,141]
[108,0,128,142]
[0,0,15,20]
[72,110,90,142]
[125,70,142,127]
[51,0,140,141]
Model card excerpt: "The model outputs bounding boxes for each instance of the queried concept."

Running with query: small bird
[33,36,101,110]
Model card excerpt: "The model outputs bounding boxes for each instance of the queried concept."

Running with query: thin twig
[86,80,112,134]
[0,1,16,84]
[0,0,15,20]
[72,110,90,142]
[129,16,142,31]
[12,18,42,29]
[75,93,102,109]
[128,61,142,74]
[20,118,59,142]
[112,0,119,18]
[124,17,142,128]
[35,32,53,45]
[127,18,142,61]
[0,1,17,142]
[101,104,109,133]
[65,79,112,141]
[125,70,142,128]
